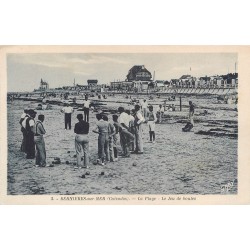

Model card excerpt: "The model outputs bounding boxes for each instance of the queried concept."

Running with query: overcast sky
[7,53,237,92]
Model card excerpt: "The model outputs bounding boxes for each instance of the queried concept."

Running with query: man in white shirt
[146,105,157,143]
[132,104,145,154]
[83,95,91,122]
[61,103,74,130]
[141,99,148,119]
[118,107,134,157]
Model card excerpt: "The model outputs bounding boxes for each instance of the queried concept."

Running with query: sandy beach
[7,94,238,195]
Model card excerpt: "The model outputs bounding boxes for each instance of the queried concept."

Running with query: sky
[7,53,237,92]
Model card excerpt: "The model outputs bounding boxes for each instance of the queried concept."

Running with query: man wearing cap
[34,114,47,167]
[22,109,36,159]
[61,103,74,130]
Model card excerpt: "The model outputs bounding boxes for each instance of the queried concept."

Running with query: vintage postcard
[0,45,249,205]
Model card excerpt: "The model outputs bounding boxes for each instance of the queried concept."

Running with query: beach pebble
[48,164,54,167]
[54,157,60,161]
[132,162,137,166]
[80,174,85,179]
[100,171,105,175]
[114,186,122,190]
[85,171,90,175]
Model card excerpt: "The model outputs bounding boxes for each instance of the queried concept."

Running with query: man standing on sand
[141,99,148,119]
[22,109,37,159]
[189,101,195,126]
[157,104,164,123]
[103,115,115,162]
[61,103,74,130]
[132,104,145,154]
[20,109,29,152]
[74,113,90,169]
[92,114,109,166]
[83,95,91,122]
[118,107,133,157]
[146,105,157,143]
[34,114,47,167]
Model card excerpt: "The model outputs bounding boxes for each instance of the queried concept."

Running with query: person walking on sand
[22,109,37,159]
[146,105,157,143]
[103,115,116,162]
[83,95,91,122]
[74,114,90,169]
[92,114,109,166]
[189,101,195,126]
[132,104,145,154]
[20,108,29,152]
[34,114,48,167]
[61,103,74,130]
[157,104,164,123]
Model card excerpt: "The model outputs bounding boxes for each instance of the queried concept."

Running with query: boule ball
[81,174,85,179]
[73,155,77,158]
[73,163,76,166]
[65,161,70,164]
[85,171,90,175]
[93,162,97,165]
[132,161,137,166]
[100,171,105,175]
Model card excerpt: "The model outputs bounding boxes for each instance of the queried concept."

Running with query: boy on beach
[146,105,157,143]
[92,114,109,166]
[34,114,47,167]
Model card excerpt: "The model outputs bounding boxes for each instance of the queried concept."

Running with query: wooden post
[180,96,182,111]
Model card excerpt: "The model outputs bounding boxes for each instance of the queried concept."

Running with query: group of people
[19,96,195,169]
[20,108,47,167]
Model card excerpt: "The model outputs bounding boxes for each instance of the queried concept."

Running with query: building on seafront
[110,65,153,92]
[40,79,49,90]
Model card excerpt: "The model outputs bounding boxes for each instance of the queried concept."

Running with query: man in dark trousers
[83,95,91,122]
[61,103,74,130]
[23,109,37,159]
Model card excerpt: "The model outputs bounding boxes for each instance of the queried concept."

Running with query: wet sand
[7,95,238,195]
